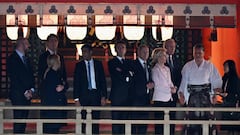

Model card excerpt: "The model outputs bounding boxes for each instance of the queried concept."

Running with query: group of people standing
[6,33,240,134]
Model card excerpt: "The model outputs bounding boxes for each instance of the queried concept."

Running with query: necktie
[143,62,149,81]
[87,61,92,90]
[22,56,28,66]
[169,55,174,69]
[121,58,125,64]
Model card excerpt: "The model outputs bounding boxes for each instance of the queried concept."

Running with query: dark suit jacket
[73,59,107,104]
[6,51,35,105]
[165,55,182,87]
[38,51,69,93]
[222,73,240,106]
[41,68,67,106]
[130,59,153,106]
[165,55,182,103]
[108,57,134,105]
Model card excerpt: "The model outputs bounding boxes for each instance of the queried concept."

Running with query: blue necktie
[22,56,28,67]
[143,62,149,81]
[87,61,92,90]
[169,56,174,69]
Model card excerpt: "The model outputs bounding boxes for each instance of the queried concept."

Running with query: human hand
[24,90,33,100]
[221,92,228,97]
[170,86,177,94]
[56,85,64,92]
[101,97,106,106]
[146,82,154,89]
[178,91,185,105]
[75,100,81,106]
[214,88,222,93]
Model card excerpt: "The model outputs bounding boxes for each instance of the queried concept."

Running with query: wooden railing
[0,105,239,135]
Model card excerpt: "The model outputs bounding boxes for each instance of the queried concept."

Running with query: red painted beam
[0,0,238,3]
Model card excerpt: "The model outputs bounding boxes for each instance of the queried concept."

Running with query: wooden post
[76,108,82,135]
[0,108,3,134]
[125,123,131,134]
[86,108,92,134]
[164,110,170,135]
[36,121,43,135]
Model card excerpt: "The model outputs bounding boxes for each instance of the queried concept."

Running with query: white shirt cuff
[30,88,35,92]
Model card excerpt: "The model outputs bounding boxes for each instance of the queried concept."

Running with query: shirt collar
[47,49,55,55]
[15,50,24,58]
[167,54,173,59]
[138,57,146,66]
[116,56,124,62]
[194,59,205,68]
[84,59,93,64]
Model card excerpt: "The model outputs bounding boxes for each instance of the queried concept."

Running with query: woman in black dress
[220,60,240,131]
[41,54,67,134]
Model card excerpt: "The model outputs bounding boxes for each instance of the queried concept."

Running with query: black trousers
[154,100,175,135]
[131,111,148,135]
[187,91,211,135]
[131,100,150,135]
[81,90,101,134]
[111,100,129,135]
[41,110,67,134]
[13,109,29,133]
[11,99,30,134]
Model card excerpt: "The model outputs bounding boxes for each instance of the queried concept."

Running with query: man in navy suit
[73,44,107,134]
[130,45,154,135]
[108,41,134,134]
[38,34,68,95]
[7,37,35,133]
[164,39,182,135]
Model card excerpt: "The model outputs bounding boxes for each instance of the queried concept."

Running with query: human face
[224,63,229,74]
[157,51,167,65]
[138,46,149,61]
[22,39,30,52]
[82,48,92,61]
[115,43,126,57]
[165,40,176,55]
[47,36,58,52]
[193,48,204,62]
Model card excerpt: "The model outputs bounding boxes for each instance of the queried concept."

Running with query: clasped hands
[24,90,33,100]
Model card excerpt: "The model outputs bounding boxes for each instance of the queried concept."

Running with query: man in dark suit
[108,41,134,134]
[164,39,182,135]
[130,45,154,135]
[38,34,68,95]
[73,44,107,134]
[6,37,35,133]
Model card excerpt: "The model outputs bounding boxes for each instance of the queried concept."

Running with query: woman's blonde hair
[151,47,166,66]
[43,54,60,79]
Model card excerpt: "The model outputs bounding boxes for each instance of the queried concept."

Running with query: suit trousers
[111,100,129,135]
[11,99,30,134]
[154,100,175,135]
[81,90,101,134]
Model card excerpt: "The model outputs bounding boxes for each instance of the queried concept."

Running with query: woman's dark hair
[223,60,238,77]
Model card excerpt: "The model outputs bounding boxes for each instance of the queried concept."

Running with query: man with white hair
[178,44,222,135]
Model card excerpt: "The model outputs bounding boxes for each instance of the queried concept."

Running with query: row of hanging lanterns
[6,14,174,41]
[3,3,236,41]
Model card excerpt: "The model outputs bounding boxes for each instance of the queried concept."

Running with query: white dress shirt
[15,50,25,63]
[116,56,125,63]
[178,59,222,104]
[152,64,174,102]
[84,59,96,89]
